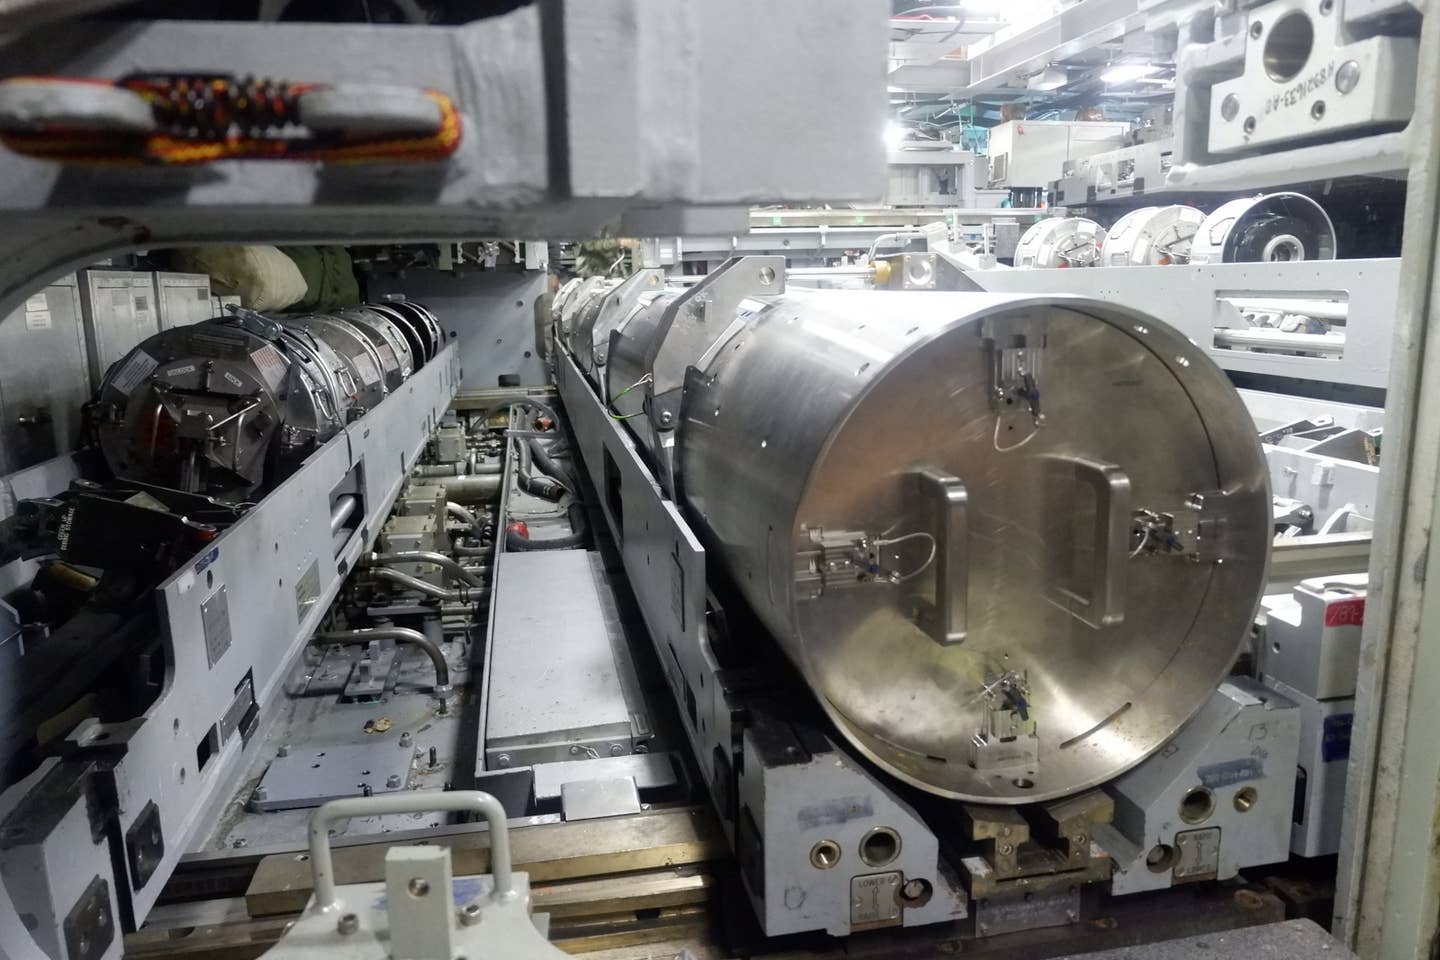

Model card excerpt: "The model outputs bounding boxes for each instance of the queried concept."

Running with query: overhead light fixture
[884,121,908,149]
[1100,63,1160,84]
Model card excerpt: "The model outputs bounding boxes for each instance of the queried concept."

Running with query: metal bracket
[224,304,283,341]
[646,255,785,430]
[579,267,665,372]
[981,314,1047,428]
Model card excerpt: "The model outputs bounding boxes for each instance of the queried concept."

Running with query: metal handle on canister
[911,467,969,646]
[1044,455,1131,629]
[307,791,513,912]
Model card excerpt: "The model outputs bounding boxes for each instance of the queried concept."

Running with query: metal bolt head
[609,743,625,756]
[276,745,289,758]
[1220,93,1240,121]
[660,410,674,426]
[459,902,483,927]
[1335,60,1361,94]
[337,913,359,935]
[232,837,248,848]
[998,843,1014,855]
[253,786,268,800]
[496,753,511,767]
[386,774,403,789]
[399,732,413,748]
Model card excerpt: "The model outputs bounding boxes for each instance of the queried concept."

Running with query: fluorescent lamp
[885,122,908,149]
[1100,63,1159,84]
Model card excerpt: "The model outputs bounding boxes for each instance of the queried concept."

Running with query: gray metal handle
[912,468,968,645]
[1045,456,1130,628]
[307,791,513,912]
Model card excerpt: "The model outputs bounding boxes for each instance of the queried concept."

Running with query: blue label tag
[1197,757,1264,789]
[1322,713,1354,763]
[193,546,220,575]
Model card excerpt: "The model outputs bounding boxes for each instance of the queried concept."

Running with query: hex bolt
[998,843,1013,855]
[337,913,359,935]
[386,774,403,789]
[399,732,413,748]
[609,743,625,756]
[253,786,268,801]
[276,745,289,758]
[459,902,483,927]
[660,411,674,426]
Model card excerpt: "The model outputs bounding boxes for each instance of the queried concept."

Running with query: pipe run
[312,626,451,693]
[367,550,485,587]
[437,473,502,503]
[329,495,359,535]
[369,566,466,602]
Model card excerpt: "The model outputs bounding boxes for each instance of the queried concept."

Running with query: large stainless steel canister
[336,305,416,387]
[96,302,439,499]
[584,279,1270,803]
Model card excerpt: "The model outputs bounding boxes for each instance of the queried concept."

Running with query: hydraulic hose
[505,502,589,552]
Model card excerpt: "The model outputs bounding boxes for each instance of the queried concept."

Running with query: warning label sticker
[249,344,288,392]
[111,349,159,395]
[25,309,51,330]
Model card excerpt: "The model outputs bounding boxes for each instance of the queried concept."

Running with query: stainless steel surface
[77,268,158,385]
[529,753,678,803]
[682,289,1268,803]
[484,550,644,769]
[92,304,439,499]
[0,274,90,474]
[563,275,1270,804]
[1013,217,1107,268]
[559,778,642,821]
[336,305,414,388]
[152,272,213,330]
[555,348,968,936]
[281,313,389,410]
[1102,206,1206,266]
